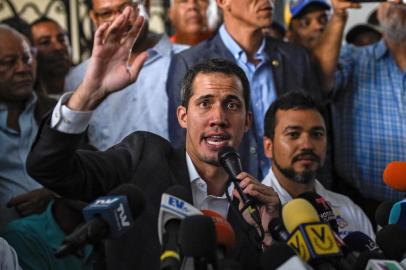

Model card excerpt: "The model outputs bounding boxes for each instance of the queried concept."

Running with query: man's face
[169,0,209,36]
[288,6,329,49]
[177,72,252,166]
[31,21,72,76]
[0,30,34,104]
[90,0,138,27]
[378,2,406,43]
[264,109,326,184]
[219,0,274,30]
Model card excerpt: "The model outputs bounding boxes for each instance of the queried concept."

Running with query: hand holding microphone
[218,147,280,241]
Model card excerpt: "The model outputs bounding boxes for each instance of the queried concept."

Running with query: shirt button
[250,147,256,154]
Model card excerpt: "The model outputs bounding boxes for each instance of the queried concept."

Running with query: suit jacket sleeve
[167,53,189,148]
[27,115,146,201]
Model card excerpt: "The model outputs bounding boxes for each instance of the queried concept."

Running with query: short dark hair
[264,90,326,139]
[30,17,62,29]
[1,16,32,41]
[180,58,250,111]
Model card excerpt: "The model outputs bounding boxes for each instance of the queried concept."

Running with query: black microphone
[55,184,145,258]
[268,217,290,242]
[343,231,381,254]
[218,147,262,235]
[158,185,197,270]
[376,224,406,261]
[375,201,397,229]
[179,215,217,270]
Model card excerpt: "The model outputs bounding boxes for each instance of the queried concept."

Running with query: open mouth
[204,134,230,147]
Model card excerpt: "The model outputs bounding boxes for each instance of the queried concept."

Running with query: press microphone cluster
[158,186,240,270]
[55,183,145,258]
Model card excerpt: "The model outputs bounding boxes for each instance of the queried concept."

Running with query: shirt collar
[0,91,37,112]
[263,168,326,205]
[219,24,267,63]
[146,34,174,63]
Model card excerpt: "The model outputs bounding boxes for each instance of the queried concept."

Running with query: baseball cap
[284,0,331,25]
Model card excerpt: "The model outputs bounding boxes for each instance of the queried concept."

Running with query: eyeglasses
[93,1,138,22]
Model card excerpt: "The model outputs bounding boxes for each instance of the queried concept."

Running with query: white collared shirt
[186,154,234,218]
[262,169,375,240]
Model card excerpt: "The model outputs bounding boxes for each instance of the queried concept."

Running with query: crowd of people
[0,0,405,269]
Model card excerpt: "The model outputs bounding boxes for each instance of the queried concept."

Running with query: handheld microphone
[383,162,406,192]
[343,231,381,255]
[268,217,290,242]
[282,199,342,264]
[297,192,339,233]
[55,184,145,258]
[158,186,202,270]
[388,200,406,229]
[376,224,406,261]
[201,210,236,257]
[178,215,217,270]
[218,147,262,234]
[365,259,405,270]
[261,242,313,270]
[375,201,397,229]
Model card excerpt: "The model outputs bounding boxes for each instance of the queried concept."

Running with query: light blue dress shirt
[333,40,406,201]
[64,34,187,150]
[219,25,277,176]
[0,93,42,226]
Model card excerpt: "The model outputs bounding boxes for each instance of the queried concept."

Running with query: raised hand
[68,6,148,111]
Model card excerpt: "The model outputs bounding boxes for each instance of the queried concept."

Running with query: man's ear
[263,137,273,159]
[216,0,231,11]
[177,105,187,129]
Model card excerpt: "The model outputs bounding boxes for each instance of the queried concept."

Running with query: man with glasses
[65,0,187,151]
[0,24,56,226]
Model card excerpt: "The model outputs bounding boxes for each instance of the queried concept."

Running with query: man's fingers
[123,15,145,47]
[7,193,31,208]
[103,7,131,44]
[94,22,110,47]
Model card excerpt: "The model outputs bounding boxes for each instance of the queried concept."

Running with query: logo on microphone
[287,229,311,261]
[116,202,130,227]
[305,224,339,255]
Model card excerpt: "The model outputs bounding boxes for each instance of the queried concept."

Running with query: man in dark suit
[167,0,324,179]
[27,7,280,270]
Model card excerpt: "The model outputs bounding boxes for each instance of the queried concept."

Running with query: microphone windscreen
[376,224,406,261]
[218,146,242,178]
[388,200,406,229]
[179,215,216,259]
[282,198,320,233]
[201,209,236,250]
[383,162,406,192]
[343,231,379,253]
[108,184,145,219]
[260,242,296,270]
[298,192,339,232]
[375,201,397,227]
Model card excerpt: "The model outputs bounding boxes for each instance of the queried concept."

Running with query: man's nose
[209,104,227,127]
[298,134,315,150]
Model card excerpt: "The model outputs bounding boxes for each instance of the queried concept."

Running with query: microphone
[343,231,382,257]
[297,192,339,233]
[158,186,202,270]
[261,242,313,270]
[352,250,386,270]
[55,184,145,258]
[375,201,397,229]
[376,224,406,261]
[201,209,236,258]
[389,200,406,229]
[383,162,406,192]
[282,199,343,265]
[218,147,262,234]
[178,215,217,270]
[268,217,290,242]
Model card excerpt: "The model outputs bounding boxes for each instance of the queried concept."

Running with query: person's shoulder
[266,37,310,56]
[173,34,226,62]
[119,131,173,151]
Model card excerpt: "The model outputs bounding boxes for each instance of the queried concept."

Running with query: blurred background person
[166,0,218,45]
[262,21,286,40]
[285,0,331,49]
[31,17,72,99]
[345,9,381,46]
